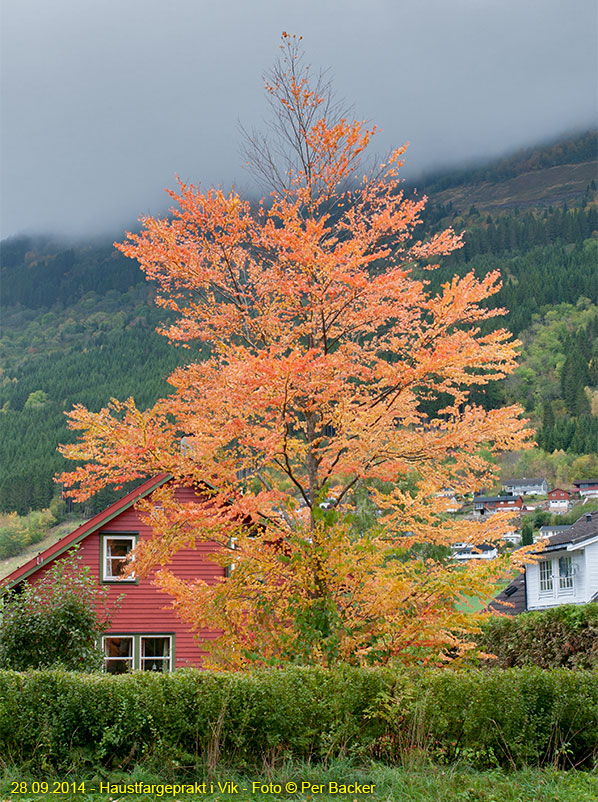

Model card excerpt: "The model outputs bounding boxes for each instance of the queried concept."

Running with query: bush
[477,604,598,669]
[0,666,595,771]
[0,549,113,671]
[0,507,56,560]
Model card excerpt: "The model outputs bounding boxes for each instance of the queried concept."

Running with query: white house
[452,543,498,561]
[491,511,598,614]
[573,480,598,499]
[536,524,571,542]
[548,488,572,513]
[526,512,598,610]
[502,478,548,496]
[502,530,522,546]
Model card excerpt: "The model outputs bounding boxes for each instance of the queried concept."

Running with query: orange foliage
[58,36,534,668]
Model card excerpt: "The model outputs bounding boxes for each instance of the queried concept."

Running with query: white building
[491,512,598,614]
[502,478,548,496]
[502,530,522,546]
[573,480,598,499]
[452,543,498,561]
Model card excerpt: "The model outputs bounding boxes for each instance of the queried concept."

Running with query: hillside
[0,517,86,579]
[1,130,596,519]
[432,160,596,213]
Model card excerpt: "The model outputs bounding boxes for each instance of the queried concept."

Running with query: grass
[1,762,596,802]
[0,518,86,580]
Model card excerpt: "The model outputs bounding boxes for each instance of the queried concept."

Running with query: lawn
[2,763,596,802]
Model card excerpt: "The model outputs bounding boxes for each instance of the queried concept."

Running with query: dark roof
[573,479,598,486]
[454,543,496,554]
[488,572,526,615]
[538,525,571,534]
[474,495,521,503]
[503,478,546,486]
[540,510,598,551]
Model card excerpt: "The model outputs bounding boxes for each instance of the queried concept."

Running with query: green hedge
[0,666,596,771]
[478,604,598,669]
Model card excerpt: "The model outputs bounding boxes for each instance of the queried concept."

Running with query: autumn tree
[58,35,533,668]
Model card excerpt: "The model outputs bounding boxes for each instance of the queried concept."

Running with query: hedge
[478,603,598,669]
[0,666,596,771]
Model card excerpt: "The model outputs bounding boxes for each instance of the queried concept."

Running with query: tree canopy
[58,36,533,668]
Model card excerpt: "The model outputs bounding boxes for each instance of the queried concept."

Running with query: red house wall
[24,485,224,669]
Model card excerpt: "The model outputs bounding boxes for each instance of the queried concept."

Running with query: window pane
[104,537,135,579]
[108,541,131,558]
[106,659,133,675]
[104,637,134,674]
[539,560,553,593]
[105,637,132,658]
[142,637,169,658]
[559,556,573,589]
[108,557,126,577]
[141,637,170,672]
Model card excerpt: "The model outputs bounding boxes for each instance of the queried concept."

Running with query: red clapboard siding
[4,479,225,669]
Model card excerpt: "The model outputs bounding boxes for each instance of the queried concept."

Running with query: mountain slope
[1,130,596,515]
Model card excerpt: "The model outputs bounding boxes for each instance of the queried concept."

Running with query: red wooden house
[472,495,524,516]
[1,475,223,672]
[548,488,572,512]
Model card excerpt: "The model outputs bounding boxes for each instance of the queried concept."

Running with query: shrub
[0,507,56,560]
[0,666,595,771]
[0,549,113,671]
[477,603,598,669]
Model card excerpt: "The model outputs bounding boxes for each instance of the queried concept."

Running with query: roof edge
[1,473,171,591]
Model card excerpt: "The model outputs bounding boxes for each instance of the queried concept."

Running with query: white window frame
[102,635,135,674]
[539,559,553,594]
[102,634,173,673]
[140,635,173,672]
[558,556,574,591]
[102,534,137,582]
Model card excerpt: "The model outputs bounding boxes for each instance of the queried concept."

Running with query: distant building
[537,524,571,540]
[453,543,498,561]
[434,488,460,512]
[502,478,548,496]
[502,530,522,545]
[573,480,598,498]
[548,488,572,513]
[473,495,524,516]
[490,511,598,614]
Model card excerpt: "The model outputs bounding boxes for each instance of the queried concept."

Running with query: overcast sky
[1,0,596,240]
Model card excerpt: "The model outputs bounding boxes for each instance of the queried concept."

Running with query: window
[559,556,573,590]
[103,636,134,674]
[539,560,553,594]
[102,534,137,581]
[103,634,173,672]
[140,637,171,672]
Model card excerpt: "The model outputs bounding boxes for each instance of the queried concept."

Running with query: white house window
[103,535,136,581]
[559,556,573,590]
[140,636,172,672]
[103,636,134,674]
[539,560,553,593]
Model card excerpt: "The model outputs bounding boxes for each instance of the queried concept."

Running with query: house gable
[1,474,171,590]
[526,511,598,611]
[490,512,598,615]
[1,475,224,669]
